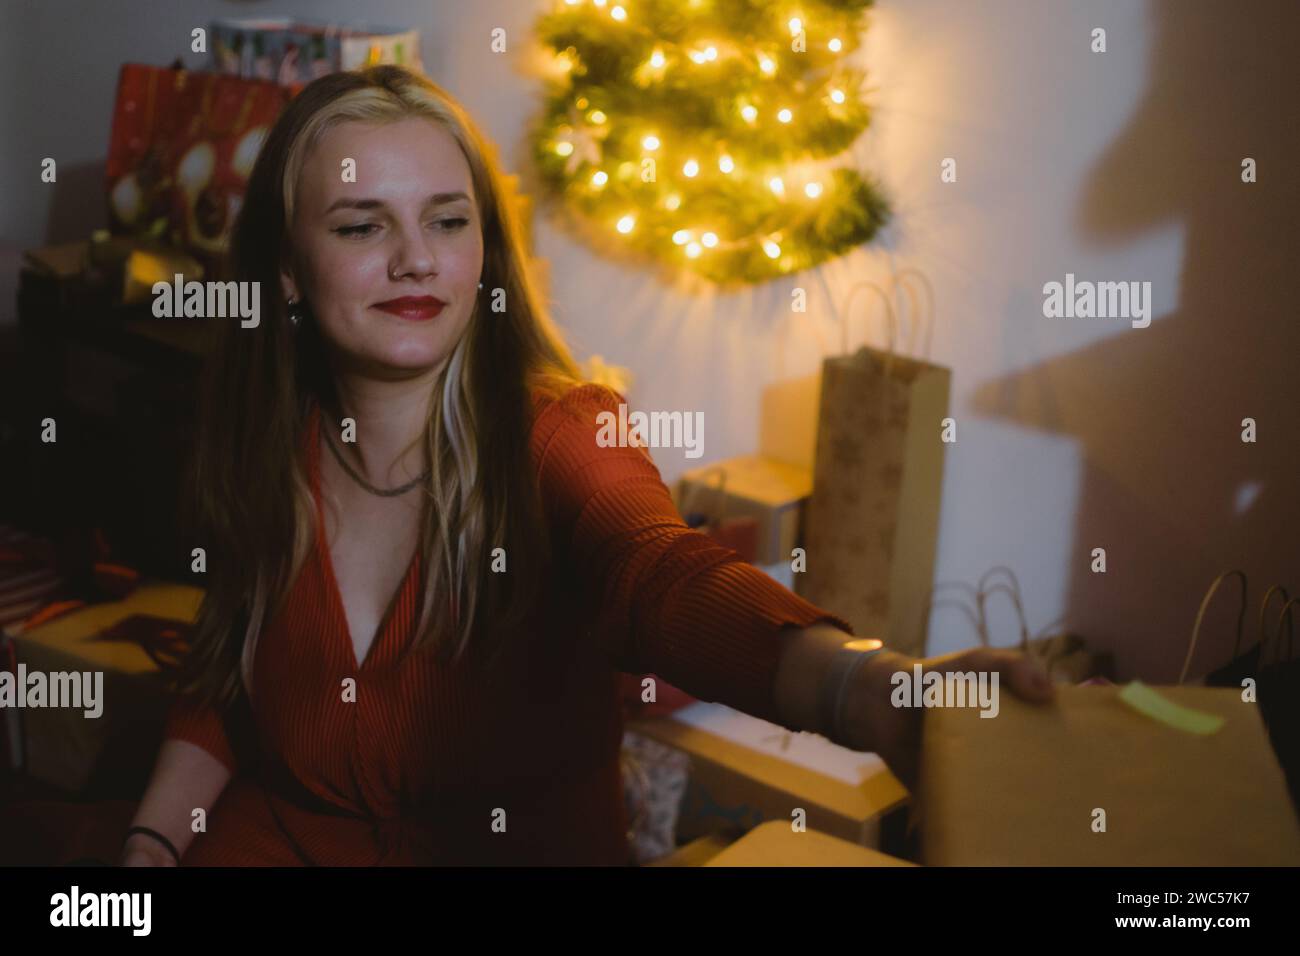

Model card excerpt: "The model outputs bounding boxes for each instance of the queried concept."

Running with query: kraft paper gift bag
[918,683,1300,866]
[794,278,950,658]
[1186,573,1300,814]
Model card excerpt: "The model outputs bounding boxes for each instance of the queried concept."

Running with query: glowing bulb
[789,18,802,35]
[611,5,627,20]
[829,38,842,52]
[758,55,775,75]
[830,88,845,104]
[718,155,734,173]
[683,159,700,177]
[740,104,758,122]
[665,193,682,210]
[576,96,589,108]
[593,0,607,6]
[685,242,702,258]
[673,229,691,245]
[689,50,707,64]
[763,240,781,258]
[804,182,822,198]
[769,177,785,196]
[555,141,574,156]
[702,232,719,248]
[705,46,718,60]
[617,214,635,234]
[564,0,579,5]
[589,110,606,124]
[777,108,792,123]
[650,49,665,68]
[642,134,660,151]
[591,170,609,187]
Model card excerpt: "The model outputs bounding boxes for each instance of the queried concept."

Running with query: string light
[533,0,890,283]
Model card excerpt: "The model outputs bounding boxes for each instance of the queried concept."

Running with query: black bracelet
[125,826,182,866]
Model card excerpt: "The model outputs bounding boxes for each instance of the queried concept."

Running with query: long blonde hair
[175,65,585,710]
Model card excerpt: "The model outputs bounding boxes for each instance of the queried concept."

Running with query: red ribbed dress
[163,383,853,865]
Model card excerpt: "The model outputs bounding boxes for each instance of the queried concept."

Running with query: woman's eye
[334,223,379,238]
[432,217,469,232]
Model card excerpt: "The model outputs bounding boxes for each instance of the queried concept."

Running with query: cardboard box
[705,820,917,866]
[629,701,909,849]
[919,683,1300,865]
[674,455,813,566]
[7,582,203,794]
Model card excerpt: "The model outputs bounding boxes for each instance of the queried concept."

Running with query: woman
[122,65,1053,866]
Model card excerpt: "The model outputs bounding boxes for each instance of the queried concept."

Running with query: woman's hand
[119,833,179,867]
[839,645,1056,791]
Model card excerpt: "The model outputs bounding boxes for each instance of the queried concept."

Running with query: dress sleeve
[531,383,855,727]
[162,693,240,775]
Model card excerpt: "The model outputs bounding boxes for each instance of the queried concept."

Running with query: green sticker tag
[1118,680,1225,735]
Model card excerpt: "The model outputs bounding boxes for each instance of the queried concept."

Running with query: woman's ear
[280,266,299,304]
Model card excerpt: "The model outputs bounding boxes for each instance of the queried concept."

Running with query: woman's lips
[372,296,446,321]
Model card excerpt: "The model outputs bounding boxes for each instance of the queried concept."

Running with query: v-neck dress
[163,383,854,865]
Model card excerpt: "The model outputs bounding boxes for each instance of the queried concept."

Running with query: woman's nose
[388,222,437,280]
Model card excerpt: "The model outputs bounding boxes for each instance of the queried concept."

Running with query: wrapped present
[674,457,810,566]
[210,18,423,83]
[106,64,302,274]
[8,582,202,794]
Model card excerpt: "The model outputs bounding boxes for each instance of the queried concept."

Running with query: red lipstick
[372,296,446,321]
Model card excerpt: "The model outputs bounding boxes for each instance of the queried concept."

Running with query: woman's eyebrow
[324,192,471,213]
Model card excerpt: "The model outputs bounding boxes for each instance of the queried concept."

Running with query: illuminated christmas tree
[531,0,890,286]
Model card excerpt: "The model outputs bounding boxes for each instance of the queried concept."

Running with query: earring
[478,281,484,290]
[286,297,303,326]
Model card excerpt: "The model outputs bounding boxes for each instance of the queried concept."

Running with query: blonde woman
[122,66,1053,867]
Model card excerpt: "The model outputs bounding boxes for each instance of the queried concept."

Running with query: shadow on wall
[970,0,1300,682]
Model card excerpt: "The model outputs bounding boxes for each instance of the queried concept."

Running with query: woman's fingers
[925,646,1056,704]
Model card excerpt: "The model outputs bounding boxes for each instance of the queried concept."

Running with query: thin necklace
[320,422,431,497]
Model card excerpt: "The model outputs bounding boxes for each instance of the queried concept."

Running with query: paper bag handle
[920,581,983,649]
[1179,569,1248,685]
[841,279,898,362]
[891,267,936,359]
[1263,595,1298,669]
[976,565,1031,652]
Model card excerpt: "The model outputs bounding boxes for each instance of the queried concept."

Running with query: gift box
[918,683,1300,865]
[674,455,812,566]
[628,700,908,850]
[210,18,423,84]
[7,582,202,795]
